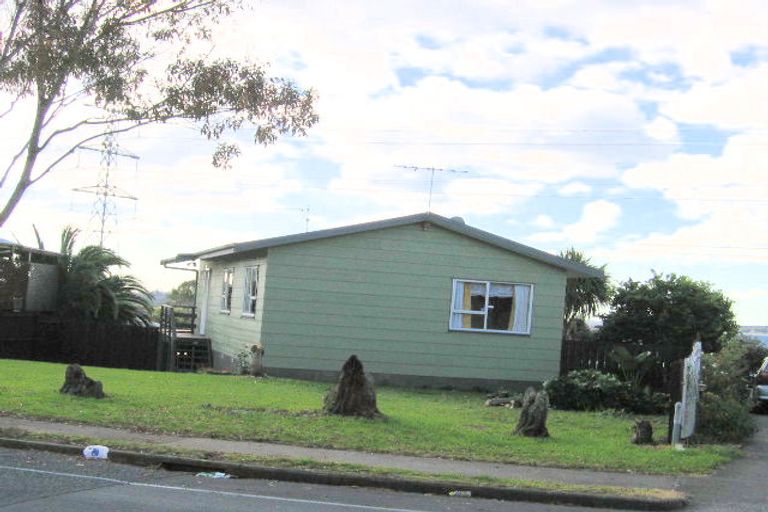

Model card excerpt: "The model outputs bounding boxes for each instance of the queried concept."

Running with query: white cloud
[622,131,766,220]
[662,64,768,129]
[644,116,679,142]
[531,214,555,228]
[559,181,592,196]
[528,199,621,244]
[435,179,544,216]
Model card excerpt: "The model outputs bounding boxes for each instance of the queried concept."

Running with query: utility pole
[73,131,139,247]
[394,165,468,212]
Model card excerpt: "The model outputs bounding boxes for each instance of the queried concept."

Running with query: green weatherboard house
[162,213,601,390]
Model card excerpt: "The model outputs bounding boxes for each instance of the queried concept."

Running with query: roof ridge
[161,212,603,279]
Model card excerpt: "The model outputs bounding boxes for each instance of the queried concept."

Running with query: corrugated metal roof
[161,212,603,278]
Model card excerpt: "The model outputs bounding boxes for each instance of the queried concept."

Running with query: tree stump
[632,420,654,445]
[323,355,382,418]
[59,364,105,399]
[514,387,549,437]
[249,343,265,377]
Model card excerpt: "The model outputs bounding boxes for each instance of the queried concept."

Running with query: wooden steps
[172,334,212,372]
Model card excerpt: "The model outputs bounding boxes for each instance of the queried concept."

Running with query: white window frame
[242,265,260,317]
[449,278,534,335]
[220,267,234,313]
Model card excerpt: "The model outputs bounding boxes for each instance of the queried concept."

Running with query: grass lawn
[0,359,739,474]
[0,428,685,502]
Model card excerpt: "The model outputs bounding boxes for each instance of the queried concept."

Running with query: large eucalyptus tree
[0,0,317,226]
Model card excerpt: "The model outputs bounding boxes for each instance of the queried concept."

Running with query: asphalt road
[3,423,766,512]
[0,447,596,512]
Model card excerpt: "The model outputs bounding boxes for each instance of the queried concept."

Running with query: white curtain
[452,282,485,311]
[489,283,514,298]
[451,281,485,329]
[512,285,531,333]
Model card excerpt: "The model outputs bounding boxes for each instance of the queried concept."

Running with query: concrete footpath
[0,415,677,490]
[3,415,767,510]
[678,414,768,511]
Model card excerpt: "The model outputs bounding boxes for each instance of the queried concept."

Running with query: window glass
[455,281,485,312]
[450,279,532,334]
[243,266,259,315]
[221,268,233,312]
[487,283,514,330]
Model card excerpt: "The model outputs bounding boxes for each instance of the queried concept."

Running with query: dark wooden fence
[0,312,60,361]
[560,337,614,374]
[0,312,160,370]
[560,337,671,391]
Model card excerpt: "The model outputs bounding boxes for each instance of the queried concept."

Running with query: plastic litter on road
[196,471,232,479]
[448,490,472,497]
[82,445,109,460]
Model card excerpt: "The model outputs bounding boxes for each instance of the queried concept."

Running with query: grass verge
[0,428,683,501]
[0,359,741,474]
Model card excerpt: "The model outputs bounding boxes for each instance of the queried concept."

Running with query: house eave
[0,242,61,262]
[160,213,604,279]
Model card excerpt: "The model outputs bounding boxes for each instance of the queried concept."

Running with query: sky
[1,0,767,325]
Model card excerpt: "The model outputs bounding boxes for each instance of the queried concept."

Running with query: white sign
[680,342,702,439]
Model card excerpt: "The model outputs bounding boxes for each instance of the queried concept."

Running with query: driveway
[681,414,768,511]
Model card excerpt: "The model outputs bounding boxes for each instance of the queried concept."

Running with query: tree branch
[0,93,24,120]
[0,0,29,68]
[0,142,29,189]
[120,1,218,26]
[38,118,100,152]
[41,93,82,130]
[30,120,153,185]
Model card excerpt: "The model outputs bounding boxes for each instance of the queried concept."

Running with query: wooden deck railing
[158,304,210,372]
[168,304,196,333]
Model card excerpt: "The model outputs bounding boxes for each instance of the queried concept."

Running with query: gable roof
[161,212,603,278]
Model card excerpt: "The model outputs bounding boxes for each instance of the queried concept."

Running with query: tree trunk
[0,89,50,227]
[323,355,382,419]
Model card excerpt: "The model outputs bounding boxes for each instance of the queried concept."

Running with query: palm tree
[560,248,611,336]
[56,227,153,326]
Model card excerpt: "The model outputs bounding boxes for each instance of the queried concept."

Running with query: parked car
[750,357,768,412]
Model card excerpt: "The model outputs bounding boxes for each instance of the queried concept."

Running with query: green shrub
[694,392,756,443]
[702,335,768,401]
[544,370,667,414]
[692,335,764,444]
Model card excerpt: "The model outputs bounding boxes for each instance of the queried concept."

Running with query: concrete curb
[0,437,687,510]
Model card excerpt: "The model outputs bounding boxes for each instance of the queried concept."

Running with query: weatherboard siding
[197,256,267,368]
[260,223,567,383]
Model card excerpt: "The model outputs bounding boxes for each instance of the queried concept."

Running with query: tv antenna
[290,206,311,232]
[72,130,139,247]
[394,165,468,212]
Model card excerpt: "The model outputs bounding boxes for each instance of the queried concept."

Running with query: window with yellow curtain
[450,279,533,334]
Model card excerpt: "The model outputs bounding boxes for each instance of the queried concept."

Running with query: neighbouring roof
[0,240,61,262]
[161,212,603,278]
